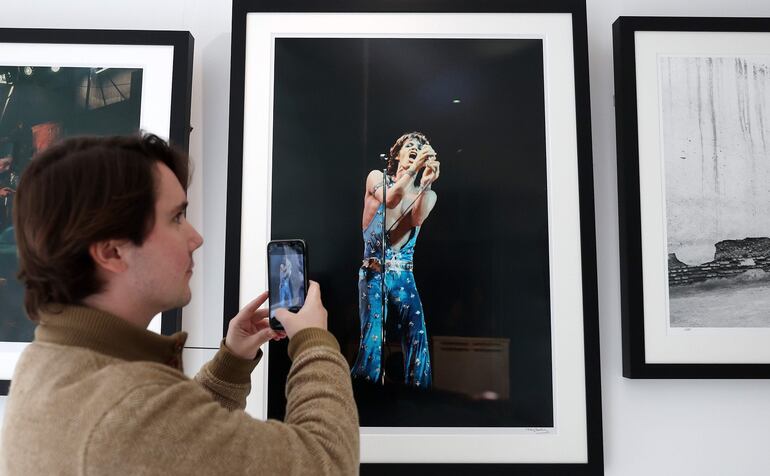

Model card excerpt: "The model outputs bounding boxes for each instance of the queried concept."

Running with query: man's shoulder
[366,169,384,181]
[100,359,188,385]
[3,344,196,463]
[3,347,219,475]
[15,340,187,394]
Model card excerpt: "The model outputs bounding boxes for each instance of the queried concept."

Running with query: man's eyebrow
[172,201,189,214]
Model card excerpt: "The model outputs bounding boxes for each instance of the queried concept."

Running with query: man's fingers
[230,292,269,327]
[254,327,276,341]
[274,308,293,324]
[243,291,269,312]
[251,308,269,321]
[305,281,321,304]
[250,314,270,331]
[237,328,276,355]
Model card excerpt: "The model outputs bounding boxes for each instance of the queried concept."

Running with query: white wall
[661,56,770,262]
[3,1,770,474]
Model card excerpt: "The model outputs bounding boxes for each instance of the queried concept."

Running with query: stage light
[51,66,60,73]
[452,99,461,104]
[23,66,33,76]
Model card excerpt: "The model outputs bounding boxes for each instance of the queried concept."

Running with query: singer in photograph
[351,131,441,388]
[279,259,293,306]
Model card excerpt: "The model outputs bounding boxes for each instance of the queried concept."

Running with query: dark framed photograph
[614,17,770,378]
[0,28,193,393]
[225,0,602,472]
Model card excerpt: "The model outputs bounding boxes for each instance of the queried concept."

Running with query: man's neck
[80,293,155,329]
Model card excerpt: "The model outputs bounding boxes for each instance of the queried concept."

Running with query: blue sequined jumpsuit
[279,268,292,306]
[350,202,432,388]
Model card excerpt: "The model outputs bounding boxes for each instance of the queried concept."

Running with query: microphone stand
[377,152,429,385]
[380,162,387,385]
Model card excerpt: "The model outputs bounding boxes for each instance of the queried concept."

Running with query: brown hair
[387,131,428,176]
[13,134,189,321]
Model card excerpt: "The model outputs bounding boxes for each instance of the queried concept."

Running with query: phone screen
[268,240,307,328]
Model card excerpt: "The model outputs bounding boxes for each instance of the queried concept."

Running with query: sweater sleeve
[83,328,360,476]
[193,339,261,410]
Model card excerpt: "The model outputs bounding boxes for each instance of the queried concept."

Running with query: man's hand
[421,158,440,187]
[407,144,435,174]
[0,187,14,198]
[225,291,285,359]
[274,281,327,339]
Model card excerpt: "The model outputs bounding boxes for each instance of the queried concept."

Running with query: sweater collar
[34,305,187,371]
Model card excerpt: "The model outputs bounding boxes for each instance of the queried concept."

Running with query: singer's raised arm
[367,169,414,208]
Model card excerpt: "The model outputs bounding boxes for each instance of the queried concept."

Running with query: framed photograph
[225,0,602,473]
[0,28,193,394]
[614,17,770,378]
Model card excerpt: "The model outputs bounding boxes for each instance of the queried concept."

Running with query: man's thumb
[274,308,292,324]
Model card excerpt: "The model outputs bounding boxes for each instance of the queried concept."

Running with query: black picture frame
[225,0,602,473]
[0,28,194,394]
[614,16,770,378]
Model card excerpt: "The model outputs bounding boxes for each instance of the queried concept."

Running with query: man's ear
[88,240,130,275]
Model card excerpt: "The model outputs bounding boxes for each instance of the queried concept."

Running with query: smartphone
[267,239,308,330]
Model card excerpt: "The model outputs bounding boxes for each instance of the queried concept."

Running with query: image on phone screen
[268,241,306,324]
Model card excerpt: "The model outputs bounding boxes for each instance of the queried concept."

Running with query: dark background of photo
[0,66,142,342]
[267,38,553,427]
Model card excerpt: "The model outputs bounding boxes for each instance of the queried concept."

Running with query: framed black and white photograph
[225,1,601,473]
[614,17,770,378]
[0,28,193,394]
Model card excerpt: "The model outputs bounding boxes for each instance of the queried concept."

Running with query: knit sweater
[0,305,359,475]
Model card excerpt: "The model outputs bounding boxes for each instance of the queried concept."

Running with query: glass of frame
[614,17,770,378]
[225,1,602,473]
[0,28,193,394]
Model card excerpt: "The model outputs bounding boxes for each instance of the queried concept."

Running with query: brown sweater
[0,306,359,475]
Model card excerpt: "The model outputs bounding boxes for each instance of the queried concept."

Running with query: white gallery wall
[2,0,770,474]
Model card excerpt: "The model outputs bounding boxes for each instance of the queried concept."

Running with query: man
[0,141,15,234]
[0,134,359,475]
[279,258,293,306]
[350,131,440,388]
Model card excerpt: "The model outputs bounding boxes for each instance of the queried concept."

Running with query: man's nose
[190,227,204,249]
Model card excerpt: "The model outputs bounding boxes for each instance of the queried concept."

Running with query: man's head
[0,157,11,174]
[14,134,203,321]
[387,131,428,176]
[0,140,13,172]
